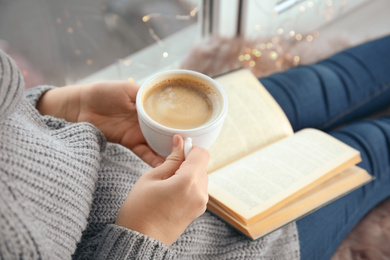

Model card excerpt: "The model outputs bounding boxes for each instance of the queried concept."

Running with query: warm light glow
[255,24,261,31]
[244,54,251,61]
[270,51,278,60]
[293,56,301,65]
[249,60,256,67]
[86,59,93,65]
[162,52,169,58]
[74,50,81,56]
[276,28,284,35]
[252,49,261,57]
[289,30,296,37]
[295,34,303,41]
[67,27,74,34]
[299,6,306,13]
[123,60,131,66]
[190,8,197,17]
[142,15,151,22]
[326,0,333,7]
[306,35,314,42]
[128,77,135,83]
[56,18,62,24]
[307,1,314,8]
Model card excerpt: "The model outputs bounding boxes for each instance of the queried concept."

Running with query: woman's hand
[115,135,210,246]
[36,81,164,167]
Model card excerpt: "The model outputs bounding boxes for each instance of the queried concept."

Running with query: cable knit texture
[0,49,300,259]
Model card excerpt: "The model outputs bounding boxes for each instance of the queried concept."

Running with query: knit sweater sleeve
[72,143,174,259]
[24,84,56,107]
[0,50,24,122]
[75,225,173,260]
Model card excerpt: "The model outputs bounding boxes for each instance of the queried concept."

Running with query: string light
[269,51,278,60]
[234,0,349,76]
[123,60,131,66]
[306,35,314,42]
[190,8,197,17]
[142,15,151,22]
[252,49,261,57]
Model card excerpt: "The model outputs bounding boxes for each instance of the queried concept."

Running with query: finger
[152,135,185,180]
[120,81,140,101]
[132,144,165,168]
[177,146,209,178]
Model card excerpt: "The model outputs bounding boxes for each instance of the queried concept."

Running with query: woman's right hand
[115,135,209,246]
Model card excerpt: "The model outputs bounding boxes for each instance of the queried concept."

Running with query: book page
[208,128,361,221]
[207,69,293,172]
[208,165,371,240]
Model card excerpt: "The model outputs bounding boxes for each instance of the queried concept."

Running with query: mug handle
[184,137,192,158]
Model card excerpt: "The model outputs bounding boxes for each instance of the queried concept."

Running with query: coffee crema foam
[143,78,219,129]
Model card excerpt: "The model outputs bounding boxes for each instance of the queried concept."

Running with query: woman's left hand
[37,81,164,167]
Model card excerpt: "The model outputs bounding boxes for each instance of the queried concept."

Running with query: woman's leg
[260,35,390,132]
[296,117,390,259]
[259,36,390,259]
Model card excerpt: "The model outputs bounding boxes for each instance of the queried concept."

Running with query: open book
[207,68,372,240]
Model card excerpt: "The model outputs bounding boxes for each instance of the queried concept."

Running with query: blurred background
[0,0,197,86]
[0,0,389,87]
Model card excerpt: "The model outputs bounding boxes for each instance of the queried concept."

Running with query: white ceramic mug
[136,69,228,157]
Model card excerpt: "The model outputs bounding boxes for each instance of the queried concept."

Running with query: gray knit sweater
[0,50,300,259]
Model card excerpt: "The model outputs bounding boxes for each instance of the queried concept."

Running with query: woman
[1,35,389,259]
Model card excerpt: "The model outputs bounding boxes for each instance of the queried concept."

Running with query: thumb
[152,134,185,180]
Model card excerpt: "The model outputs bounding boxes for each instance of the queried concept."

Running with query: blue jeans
[260,35,390,260]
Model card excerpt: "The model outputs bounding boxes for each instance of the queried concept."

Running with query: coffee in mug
[136,69,228,157]
[142,77,222,129]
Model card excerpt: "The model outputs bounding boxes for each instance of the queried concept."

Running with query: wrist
[36,86,81,122]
